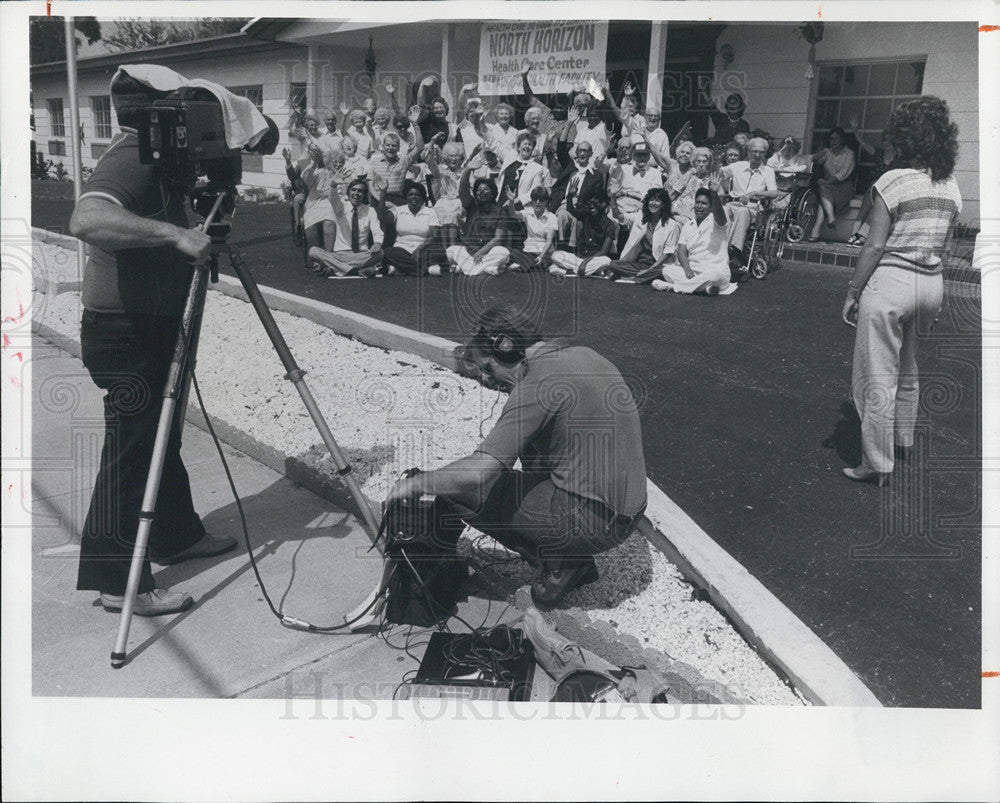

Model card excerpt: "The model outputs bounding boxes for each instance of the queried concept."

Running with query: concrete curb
[31,235,883,707]
[640,483,881,707]
[211,275,460,370]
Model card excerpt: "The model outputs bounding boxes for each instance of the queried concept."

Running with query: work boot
[531,556,599,609]
[99,588,193,617]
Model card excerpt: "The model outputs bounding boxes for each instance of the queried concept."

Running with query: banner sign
[478,21,609,95]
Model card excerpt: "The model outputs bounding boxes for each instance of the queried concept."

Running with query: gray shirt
[476,339,647,516]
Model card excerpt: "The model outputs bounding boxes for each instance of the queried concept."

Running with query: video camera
[136,87,278,190]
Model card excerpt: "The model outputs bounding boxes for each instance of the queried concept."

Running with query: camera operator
[386,307,648,608]
[69,69,236,617]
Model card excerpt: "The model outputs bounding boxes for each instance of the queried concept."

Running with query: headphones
[477,327,525,364]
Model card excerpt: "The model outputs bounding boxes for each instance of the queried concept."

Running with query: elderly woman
[767,136,812,209]
[808,126,856,241]
[607,187,681,283]
[665,140,696,203]
[298,144,337,268]
[672,146,719,222]
[841,97,961,485]
[337,134,371,184]
[382,180,444,276]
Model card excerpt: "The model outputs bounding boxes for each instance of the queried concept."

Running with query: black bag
[382,480,468,627]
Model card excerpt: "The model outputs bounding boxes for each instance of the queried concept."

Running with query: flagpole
[63,17,86,280]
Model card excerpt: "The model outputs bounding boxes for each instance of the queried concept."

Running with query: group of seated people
[281,70,859,293]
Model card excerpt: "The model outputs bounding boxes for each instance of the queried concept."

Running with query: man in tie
[308,177,385,278]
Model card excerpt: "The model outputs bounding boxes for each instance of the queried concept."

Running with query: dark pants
[453,471,636,562]
[507,248,550,272]
[607,260,662,283]
[383,243,446,276]
[77,311,205,595]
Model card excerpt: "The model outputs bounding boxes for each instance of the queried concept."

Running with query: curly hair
[884,95,958,182]
[641,187,672,225]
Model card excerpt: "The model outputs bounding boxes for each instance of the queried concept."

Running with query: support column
[307,43,321,109]
[646,21,669,113]
[439,23,455,108]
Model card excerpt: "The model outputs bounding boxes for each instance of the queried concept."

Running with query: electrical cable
[185,324,387,633]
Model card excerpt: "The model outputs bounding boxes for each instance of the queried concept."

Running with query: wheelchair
[738,198,787,280]
[779,171,820,244]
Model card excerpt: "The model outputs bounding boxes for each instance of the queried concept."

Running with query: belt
[593,499,646,532]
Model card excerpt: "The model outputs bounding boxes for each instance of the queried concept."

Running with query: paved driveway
[32,190,982,707]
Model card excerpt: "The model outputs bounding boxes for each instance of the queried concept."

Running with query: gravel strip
[32,240,806,705]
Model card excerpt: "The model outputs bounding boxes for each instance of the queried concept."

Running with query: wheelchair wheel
[765,216,784,259]
[785,222,805,243]
[751,256,770,280]
[795,188,820,241]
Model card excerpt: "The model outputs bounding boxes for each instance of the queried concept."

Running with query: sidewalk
[26,335,660,702]
[28,336,508,699]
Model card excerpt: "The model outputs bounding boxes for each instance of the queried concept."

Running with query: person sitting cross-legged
[441,167,511,276]
[308,177,384,278]
[652,187,736,295]
[549,189,618,278]
[382,180,446,276]
[607,187,681,284]
[505,185,558,272]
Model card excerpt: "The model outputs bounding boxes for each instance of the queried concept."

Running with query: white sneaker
[548,266,566,275]
[651,279,670,292]
[427,264,442,276]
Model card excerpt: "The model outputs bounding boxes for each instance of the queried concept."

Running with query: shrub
[239,185,282,204]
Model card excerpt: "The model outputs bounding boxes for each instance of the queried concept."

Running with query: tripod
[111,186,388,667]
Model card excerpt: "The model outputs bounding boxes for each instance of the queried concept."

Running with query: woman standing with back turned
[841,96,961,485]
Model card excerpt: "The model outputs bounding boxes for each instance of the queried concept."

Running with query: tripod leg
[226,249,383,547]
[111,265,210,668]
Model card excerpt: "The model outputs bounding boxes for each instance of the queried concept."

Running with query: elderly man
[318,110,343,152]
[549,138,608,249]
[367,122,423,207]
[387,306,647,607]
[609,140,664,228]
[721,136,780,264]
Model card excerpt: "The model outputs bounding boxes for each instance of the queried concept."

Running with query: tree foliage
[102,18,250,52]
[29,17,102,64]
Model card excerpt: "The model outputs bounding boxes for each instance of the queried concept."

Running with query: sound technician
[69,68,236,618]
[385,306,648,608]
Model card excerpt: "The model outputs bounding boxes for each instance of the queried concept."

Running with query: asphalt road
[32,186,982,708]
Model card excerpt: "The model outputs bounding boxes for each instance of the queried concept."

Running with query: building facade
[29,18,980,225]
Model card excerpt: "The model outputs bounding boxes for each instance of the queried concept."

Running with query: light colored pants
[445,244,510,275]
[556,203,581,246]
[725,202,755,251]
[549,251,612,276]
[852,265,944,472]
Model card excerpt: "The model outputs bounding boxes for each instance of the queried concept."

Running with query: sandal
[846,233,866,247]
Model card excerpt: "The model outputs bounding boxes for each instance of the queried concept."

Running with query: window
[812,58,926,192]
[289,82,307,117]
[91,95,112,139]
[228,84,264,113]
[47,98,65,137]
[49,140,66,156]
[227,85,265,173]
